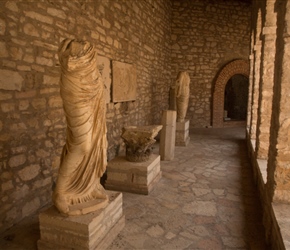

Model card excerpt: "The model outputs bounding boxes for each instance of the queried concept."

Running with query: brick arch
[212,59,250,127]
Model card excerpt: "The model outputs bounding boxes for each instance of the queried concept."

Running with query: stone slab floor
[0,127,269,249]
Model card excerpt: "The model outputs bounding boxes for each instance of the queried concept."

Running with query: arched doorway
[212,59,250,127]
[224,74,249,121]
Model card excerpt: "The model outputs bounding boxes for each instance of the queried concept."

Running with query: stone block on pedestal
[121,125,162,162]
[38,191,124,250]
[159,110,176,160]
[106,154,161,195]
[176,119,190,146]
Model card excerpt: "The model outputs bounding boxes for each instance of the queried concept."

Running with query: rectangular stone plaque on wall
[112,61,137,102]
[97,55,111,104]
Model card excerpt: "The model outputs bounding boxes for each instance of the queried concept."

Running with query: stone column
[247,33,255,130]
[255,0,277,159]
[249,10,263,141]
[159,110,176,161]
[267,0,290,203]
[249,42,262,141]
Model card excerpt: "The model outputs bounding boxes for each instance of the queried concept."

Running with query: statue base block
[176,120,190,146]
[106,154,162,195]
[37,191,124,250]
[159,110,176,160]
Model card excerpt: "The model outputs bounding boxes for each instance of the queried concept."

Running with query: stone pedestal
[38,191,124,250]
[106,154,161,195]
[176,120,190,146]
[159,110,176,160]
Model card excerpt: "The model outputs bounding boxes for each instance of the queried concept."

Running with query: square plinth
[159,110,176,161]
[176,120,190,146]
[37,191,124,250]
[106,154,162,195]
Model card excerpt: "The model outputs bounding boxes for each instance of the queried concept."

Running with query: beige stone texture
[112,61,137,102]
[1,181,13,192]
[0,18,6,35]
[245,1,290,247]
[169,86,177,110]
[171,0,250,127]
[18,164,40,181]
[0,0,250,235]
[182,201,217,216]
[8,154,26,168]
[52,39,108,216]
[176,120,190,146]
[97,55,111,104]
[0,93,12,101]
[106,154,161,195]
[0,69,23,91]
[121,125,162,162]
[31,98,46,110]
[36,56,53,66]
[22,197,40,216]
[47,8,66,19]
[18,100,29,111]
[23,11,53,24]
[23,23,40,37]
[0,42,9,57]
[5,1,18,12]
[159,110,176,161]
[48,96,62,108]
[1,103,15,113]
[175,71,190,123]
[15,90,36,99]
[254,3,276,159]
[43,75,59,86]
[38,191,124,250]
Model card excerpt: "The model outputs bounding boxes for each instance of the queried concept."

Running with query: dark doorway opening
[224,74,249,121]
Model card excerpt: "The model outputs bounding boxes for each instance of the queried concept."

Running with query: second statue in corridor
[175,71,190,122]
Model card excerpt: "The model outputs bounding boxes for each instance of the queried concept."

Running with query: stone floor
[0,127,269,249]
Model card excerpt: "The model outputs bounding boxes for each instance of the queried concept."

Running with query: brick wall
[171,0,251,127]
[212,59,250,127]
[0,0,172,233]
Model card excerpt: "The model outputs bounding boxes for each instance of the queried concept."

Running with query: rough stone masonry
[0,0,250,234]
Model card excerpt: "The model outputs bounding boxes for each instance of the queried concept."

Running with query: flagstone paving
[107,127,269,249]
[0,127,269,249]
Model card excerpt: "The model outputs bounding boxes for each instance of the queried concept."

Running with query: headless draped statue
[53,39,108,216]
[175,71,190,122]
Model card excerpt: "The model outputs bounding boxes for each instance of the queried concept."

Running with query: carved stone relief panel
[112,61,137,102]
[97,55,111,104]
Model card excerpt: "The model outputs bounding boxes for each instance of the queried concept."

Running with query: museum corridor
[0,127,268,249]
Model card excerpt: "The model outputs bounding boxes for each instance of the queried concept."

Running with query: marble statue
[53,39,108,216]
[175,71,190,122]
[121,125,162,162]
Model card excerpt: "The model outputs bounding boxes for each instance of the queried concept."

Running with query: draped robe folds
[53,39,108,216]
[175,71,190,122]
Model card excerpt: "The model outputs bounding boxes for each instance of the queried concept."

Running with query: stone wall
[0,0,253,234]
[0,0,172,233]
[171,0,251,127]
